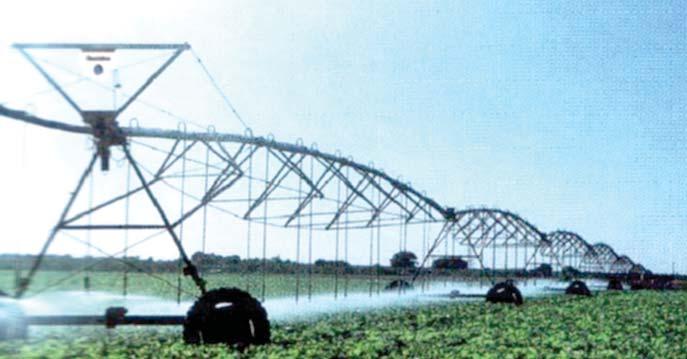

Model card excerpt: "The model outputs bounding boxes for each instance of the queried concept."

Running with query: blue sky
[0,1,685,273]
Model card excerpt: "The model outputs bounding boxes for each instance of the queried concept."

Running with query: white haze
[16,279,608,321]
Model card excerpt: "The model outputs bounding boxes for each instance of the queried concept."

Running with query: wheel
[183,287,270,347]
[565,280,592,296]
[486,280,523,305]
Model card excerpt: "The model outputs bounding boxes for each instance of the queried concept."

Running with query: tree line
[0,250,472,276]
[0,253,675,279]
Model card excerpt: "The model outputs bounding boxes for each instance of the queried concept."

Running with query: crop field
[0,270,391,301]
[0,288,685,358]
[0,269,495,301]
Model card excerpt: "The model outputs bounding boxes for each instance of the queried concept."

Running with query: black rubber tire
[607,278,623,291]
[565,280,592,296]
[384,279,413,291]
[183,287,270,347]
[486,281,523,305]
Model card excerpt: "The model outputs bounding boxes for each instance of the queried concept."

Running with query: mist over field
[15,278,600,319]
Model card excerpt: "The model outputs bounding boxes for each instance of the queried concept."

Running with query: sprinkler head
[93,64,104,76]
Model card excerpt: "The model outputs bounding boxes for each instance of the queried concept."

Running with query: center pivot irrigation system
[0,43,655,345]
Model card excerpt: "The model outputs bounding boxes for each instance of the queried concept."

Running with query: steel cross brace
[284,161,342,227]
[122,145,206,294]
[244,151,304,219]
[61,139,197,227]
[14,154,98,298]
[499,214,537,247]
[366,186,403,227]
[411,220,454,282]
[325,159,378,213]
[269,148,322,198]
[325,172,375,230]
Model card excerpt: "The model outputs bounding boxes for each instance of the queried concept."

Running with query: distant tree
[314,259,351,269]
[390,251,417,269]
[432,256,468,270]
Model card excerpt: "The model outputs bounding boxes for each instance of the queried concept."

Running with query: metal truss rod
[396,187,435,221]
[525,246,545,268]
[464,236,485,270]
[455,216,498,246]
[61,224,166,230]
[203,143,256,199]
[284,161,342,227]
[450,215,480,240]
[244,152,303,219]
[15,49,82,114]
[479,224,511,249]
[64,141,198,226]
[13,43,190,50]
[15,153,98,299]
[156,139,181,175]
[61,177,163,226]
[325,174,374,230]
[210,141,238,162]
[498,214,537,246]
[116,47,187,116]
[172,174,243,228]
[122,144,206,294]
[204,160,240,200]
[203,141,244,174]
[325,159,378,212]
[0,105,449,219]
[269,148,322,198]
[0,105,89,134]
[366,187,402,227]
[475,213,510,248]
[411,221,454,282]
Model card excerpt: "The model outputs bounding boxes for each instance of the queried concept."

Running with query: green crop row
[1,290,686,358]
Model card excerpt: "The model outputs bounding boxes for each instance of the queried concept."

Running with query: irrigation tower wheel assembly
[485,280,523,306]
[183,287,270,347]
[565,280,592,297]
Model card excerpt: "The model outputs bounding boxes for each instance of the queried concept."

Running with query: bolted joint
[183,264,207,294]
[445,207,456,220]
[83,111,126,171]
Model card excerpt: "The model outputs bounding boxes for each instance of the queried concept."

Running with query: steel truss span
[0,104,448,230]
[541,231,596,272]
[610,255,636,275]
[0,43,647,301]
[414,208,550,279]
[0,102,451,297]
[587,243,619,273]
